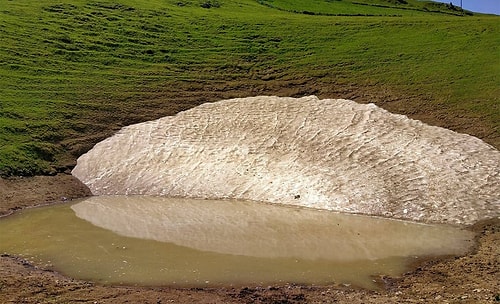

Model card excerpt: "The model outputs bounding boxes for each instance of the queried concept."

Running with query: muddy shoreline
[0,174,498,303]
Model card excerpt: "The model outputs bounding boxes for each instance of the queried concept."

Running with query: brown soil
[1,81,499,303]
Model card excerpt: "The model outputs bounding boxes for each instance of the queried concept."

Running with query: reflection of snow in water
[71,196,475,261]
[72,96,500,225]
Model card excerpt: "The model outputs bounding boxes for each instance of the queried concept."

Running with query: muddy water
[0,196,474,289]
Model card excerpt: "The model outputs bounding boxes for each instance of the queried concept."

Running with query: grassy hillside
[258,0,471,16]
[0,0,499,176]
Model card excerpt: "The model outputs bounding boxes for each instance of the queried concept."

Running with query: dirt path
[0,82,499,303]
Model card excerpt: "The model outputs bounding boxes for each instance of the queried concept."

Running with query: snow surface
[72,96,500,225]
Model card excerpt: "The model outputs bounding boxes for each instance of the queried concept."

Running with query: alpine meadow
[0,0,499,176]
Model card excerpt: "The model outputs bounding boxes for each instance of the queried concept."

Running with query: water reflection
[72,196,474,261]
[0,196,475,288]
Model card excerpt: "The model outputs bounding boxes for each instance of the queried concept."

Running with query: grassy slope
[258,0,471,16]
[0,0,498,175]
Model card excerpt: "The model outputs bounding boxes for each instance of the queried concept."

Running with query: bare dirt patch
[0,174,91,217]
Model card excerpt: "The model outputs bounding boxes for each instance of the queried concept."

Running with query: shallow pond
[0,196,475,289]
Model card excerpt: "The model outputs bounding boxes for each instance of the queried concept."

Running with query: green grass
[0,0,499,176]
[257,0,472,16]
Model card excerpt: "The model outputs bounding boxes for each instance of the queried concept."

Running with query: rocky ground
[0,83,498,303]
